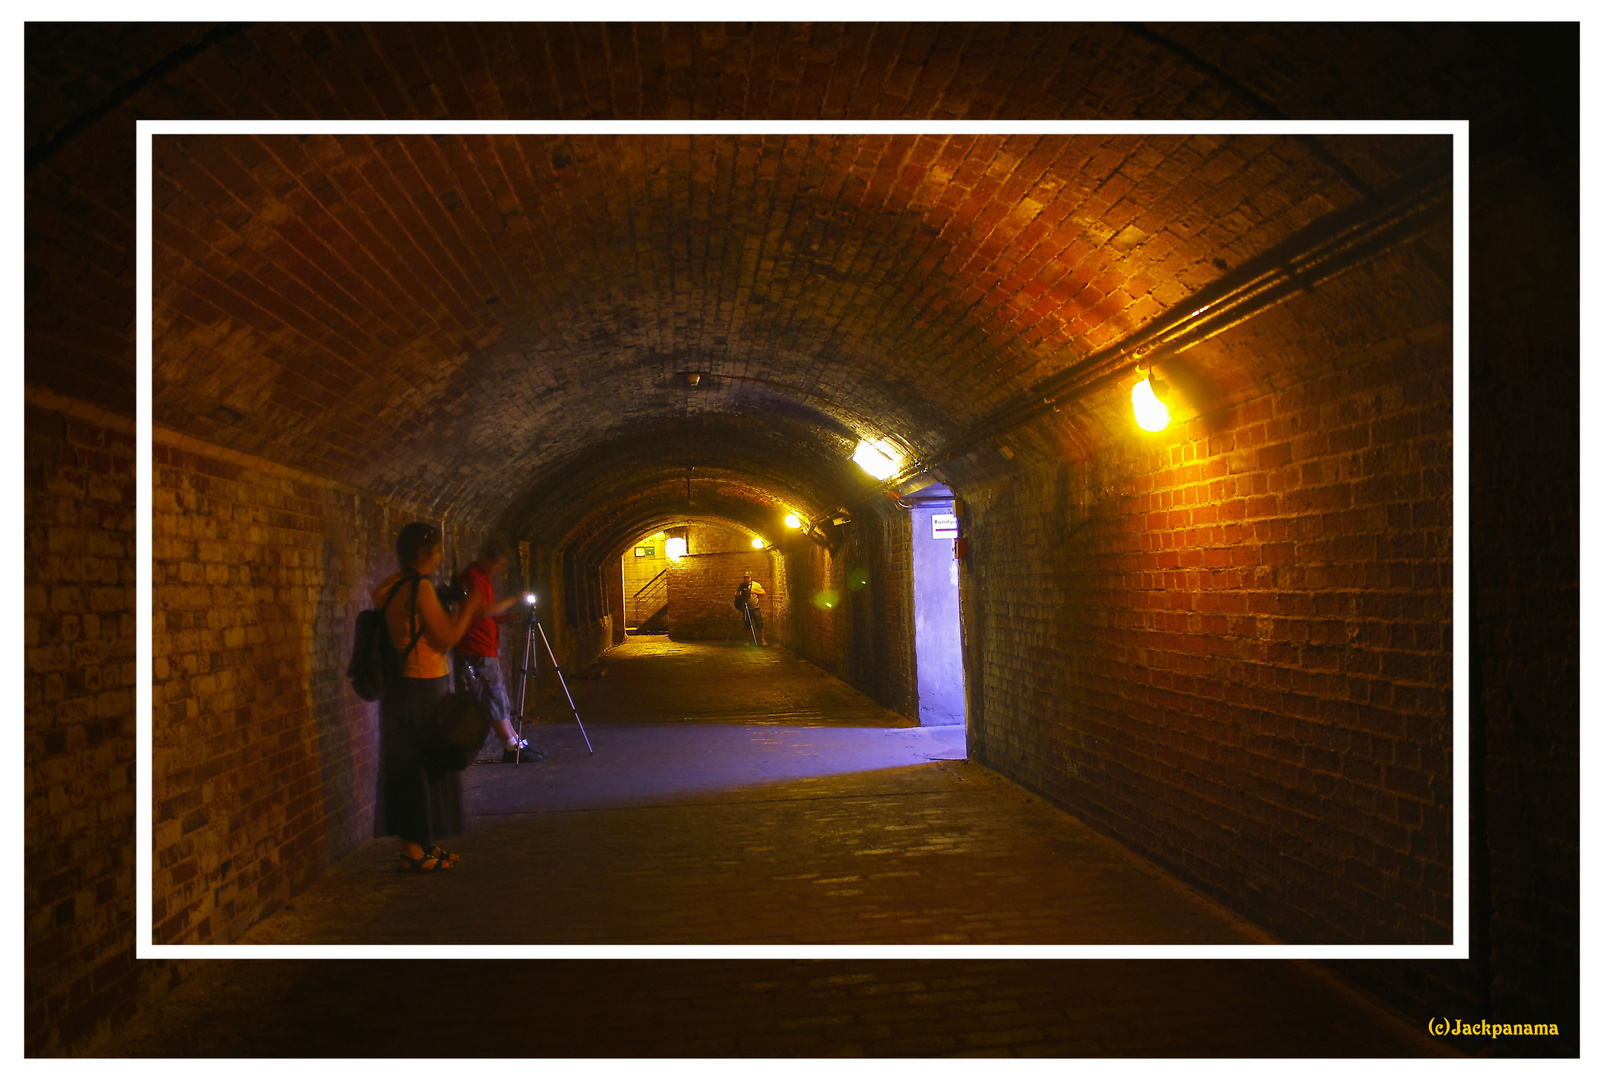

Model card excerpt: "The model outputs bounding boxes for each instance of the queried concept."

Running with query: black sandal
[397,847,457,872]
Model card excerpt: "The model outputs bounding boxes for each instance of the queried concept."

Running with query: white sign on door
[932,513,959,539]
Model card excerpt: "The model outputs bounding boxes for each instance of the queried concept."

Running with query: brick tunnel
[24,23,1577,1059]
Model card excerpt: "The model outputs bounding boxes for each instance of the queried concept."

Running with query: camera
[436,583,469,612]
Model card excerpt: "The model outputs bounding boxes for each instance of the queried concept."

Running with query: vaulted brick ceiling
[147,129,1448,549]
[28,22,1524,554]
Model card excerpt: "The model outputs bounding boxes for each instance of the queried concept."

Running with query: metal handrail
[630,567,669,601]
[629,568,670,626]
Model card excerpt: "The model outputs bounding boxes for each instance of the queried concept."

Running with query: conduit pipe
[886,152,1454,487]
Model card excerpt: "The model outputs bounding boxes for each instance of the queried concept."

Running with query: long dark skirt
[378,676,463,848]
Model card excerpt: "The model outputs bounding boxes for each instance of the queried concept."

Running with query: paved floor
[103,638,1449,1056]
[240,638,1262,947]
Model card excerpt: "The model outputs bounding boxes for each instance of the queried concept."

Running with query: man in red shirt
[454,540,541,761]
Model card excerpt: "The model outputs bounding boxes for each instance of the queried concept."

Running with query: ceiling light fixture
[784,512,804,530]
[751,537,766,549]
[1131,368,1171,432]
[852,439,899,480]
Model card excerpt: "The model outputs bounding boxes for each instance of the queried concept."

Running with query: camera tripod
[511,611,594,763]
[740,602,760,646]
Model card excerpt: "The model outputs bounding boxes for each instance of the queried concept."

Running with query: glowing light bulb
[665,537,687,561]
[751,537,765,549]
[784,512,803,530]
[524,593,537,605]
[1131,376,1170,432]
[852,439,899,480]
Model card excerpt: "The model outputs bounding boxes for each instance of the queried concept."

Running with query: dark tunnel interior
[23,21,1578,1059]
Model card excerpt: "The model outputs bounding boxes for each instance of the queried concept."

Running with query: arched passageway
[139,124,1463,940]
[24,21,1577,1059]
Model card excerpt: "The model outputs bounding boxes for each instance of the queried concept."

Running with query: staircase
[628,568,669,633]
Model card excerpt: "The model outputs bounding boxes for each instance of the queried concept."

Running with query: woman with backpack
[373,522,490,872]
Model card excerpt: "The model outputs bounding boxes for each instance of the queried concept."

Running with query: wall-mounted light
[751,536,766,549]
[784,512,804,530]
[852,439,899,480]
[665,537,687,561]
[1131,369,1171,432]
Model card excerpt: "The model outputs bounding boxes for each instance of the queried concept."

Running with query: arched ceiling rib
[581,496,804,569]
[511,418,869,559]
[602,513,777,564]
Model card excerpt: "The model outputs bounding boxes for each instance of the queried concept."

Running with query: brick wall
[606,567,625,646]
[624,524,757,621]
[26,388,508,1048]
[620,522,756,631]
[1331,152,1579,1046]
[784,507,917,720]
[666,551,775,641]
[149,430,490,946]
[688,522,758,554]
[960,330,1453,944]
[1458,162,1578,1030]
[24,392,143,1055]
[872,512,917,720]
[548,543,614,671]
[785,542,845,668]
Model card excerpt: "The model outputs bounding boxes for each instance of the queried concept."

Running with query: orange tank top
[372,573,450,680]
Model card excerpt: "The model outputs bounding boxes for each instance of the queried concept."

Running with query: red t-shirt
[456,563,500,658]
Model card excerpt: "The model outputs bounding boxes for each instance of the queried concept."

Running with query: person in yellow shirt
[736,571,768,646]
[371,522,489,872]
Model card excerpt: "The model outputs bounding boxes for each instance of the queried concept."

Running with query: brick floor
[105,639,1450,1056]
[97,955,1448,1057]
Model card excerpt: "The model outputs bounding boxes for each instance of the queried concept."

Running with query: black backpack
[346,573,423,701]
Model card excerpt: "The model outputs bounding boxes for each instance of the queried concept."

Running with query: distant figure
[736,571,768,646]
